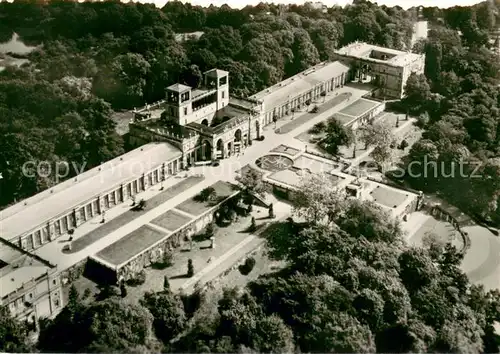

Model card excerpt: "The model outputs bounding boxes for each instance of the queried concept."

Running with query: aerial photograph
[0,0,500,352]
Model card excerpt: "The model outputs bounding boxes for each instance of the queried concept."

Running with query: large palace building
[0,42,424,323]
[129,62,351,164]
[332,42,425,99]
[129,42,424,165]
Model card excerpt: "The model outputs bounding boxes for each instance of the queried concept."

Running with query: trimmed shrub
[205,222,215,239]
[127,270,146,286]
[82,288,92,300]
[187,259,194,278]
[249,217,257,232]
[238,257,256,275]
[120,282,127,297]
[181,289,205,318]
[194,187,216,202]
[163,275,170,292]
[417,112,429,128]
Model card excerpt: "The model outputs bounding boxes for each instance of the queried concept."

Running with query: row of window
[9,279,59,313]
[16,159,182,252]
[265,74,345,125]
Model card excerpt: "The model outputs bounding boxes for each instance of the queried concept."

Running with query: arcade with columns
[129,63,350,165]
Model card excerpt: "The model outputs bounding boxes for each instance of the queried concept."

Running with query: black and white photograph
[0,0,500,352]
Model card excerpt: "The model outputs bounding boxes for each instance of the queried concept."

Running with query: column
[82,205,87,221]
[120,184,125,202]
[47,221,54,241]
[96,196,102,214]
[141,173,146,190]
[72,209,78,227]
[182,155,187,169]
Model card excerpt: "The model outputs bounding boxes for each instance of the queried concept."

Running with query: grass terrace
[332,112,357,125]
[151,210,193,232]
[339,98,379,117]
[295,129,325,144]
[68,176,204,253]
[176,181,237,216]
[94,225,168,267]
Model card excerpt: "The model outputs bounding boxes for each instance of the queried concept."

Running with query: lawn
[198,246,286,309]
[95,225,168,266]
[277,92,352,134]
[295,130,325,144]
[176,181,237,217]
[339,98,379,117]
[70,176,204,253]
[151,210,193,232]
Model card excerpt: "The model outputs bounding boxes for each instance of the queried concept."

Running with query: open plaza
[2,40,499,329]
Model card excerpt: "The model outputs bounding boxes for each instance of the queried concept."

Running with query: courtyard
[69,176,204,253]
[118,198,292,304]
[176,180,236,216]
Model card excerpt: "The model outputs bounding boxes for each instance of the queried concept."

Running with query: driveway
[461,225,500,291]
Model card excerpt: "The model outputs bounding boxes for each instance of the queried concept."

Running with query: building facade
[332,42,425,99]
[0,143,183,252]
[0,242,63,324]
[129,62,351,162]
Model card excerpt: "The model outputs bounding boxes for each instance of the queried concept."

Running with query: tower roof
[167,83,191,93]
[204,69,229,78]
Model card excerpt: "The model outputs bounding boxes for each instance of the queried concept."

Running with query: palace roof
[0,143,182,242]
[249,61,350,112]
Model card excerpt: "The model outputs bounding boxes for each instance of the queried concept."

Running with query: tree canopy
[170,178,500,352]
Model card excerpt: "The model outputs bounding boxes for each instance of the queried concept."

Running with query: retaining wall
[430,205,471,254]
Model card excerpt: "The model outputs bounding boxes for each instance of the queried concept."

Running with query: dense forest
[399,1,500,225]
[3,176,500,353]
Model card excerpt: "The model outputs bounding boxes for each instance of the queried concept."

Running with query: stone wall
[115,193,241,281]
[430,205,471,254]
